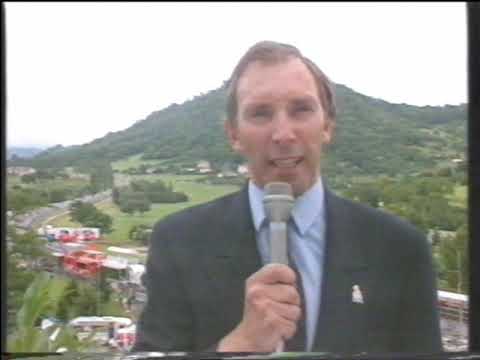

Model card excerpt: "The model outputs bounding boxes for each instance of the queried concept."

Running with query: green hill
[19,82,466,179]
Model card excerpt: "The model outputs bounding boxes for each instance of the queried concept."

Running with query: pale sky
[5,2,467,148]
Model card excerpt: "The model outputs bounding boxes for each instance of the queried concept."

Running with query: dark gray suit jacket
[132,185,442,354]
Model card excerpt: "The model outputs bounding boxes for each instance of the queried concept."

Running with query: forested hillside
[17,82,466,179]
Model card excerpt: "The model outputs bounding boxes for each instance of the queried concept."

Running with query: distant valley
[7,146,48,160]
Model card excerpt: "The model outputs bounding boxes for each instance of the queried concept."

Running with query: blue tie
[284,218,306,352]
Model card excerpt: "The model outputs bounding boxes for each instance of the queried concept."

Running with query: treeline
[113,179,189,215]
[74,160,114,193]
[7,162,115,215]
[8,180,90,214]
[342,175,465,234]
[8,187,51,213]
[341,173,468,293]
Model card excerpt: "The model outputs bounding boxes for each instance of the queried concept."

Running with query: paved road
[13,190,112,231]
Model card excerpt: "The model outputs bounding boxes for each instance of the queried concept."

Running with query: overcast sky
[5,2,467,148]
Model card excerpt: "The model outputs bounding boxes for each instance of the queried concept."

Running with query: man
[132,41,442,354]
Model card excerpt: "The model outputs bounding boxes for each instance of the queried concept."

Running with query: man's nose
[271,112,296,144]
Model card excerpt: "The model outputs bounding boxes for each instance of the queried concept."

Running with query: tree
[98,295,129,317]
[117,179,188,207]
[70,201,96,223]
[437,224,468,293]
[69,201,113,233]
[21,173,37,183]
[56,278,112,320]
[7,226,47,333]
[137,198,152,214]
[7,226,58,333]
[88,161,114,193]
[119,191,151,215]
[357,185,381,208]
[10,228,48,270]
[36,169,55,180]
[49,188,68,203]
[129,224,152,245]
[7,253,35,334]
[120,200,135,215]
[7,188,49,213]
[112,187,120,205]
[83,212,113,233]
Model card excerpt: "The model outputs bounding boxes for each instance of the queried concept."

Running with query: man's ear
[322,118,335,145]
[224,120,244,154]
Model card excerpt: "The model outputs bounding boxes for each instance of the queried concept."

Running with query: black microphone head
[263,182,294,222]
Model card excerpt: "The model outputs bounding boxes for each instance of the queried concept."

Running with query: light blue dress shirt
[248,178,327,351]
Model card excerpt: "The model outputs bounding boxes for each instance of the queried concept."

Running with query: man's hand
[217,264,302,352]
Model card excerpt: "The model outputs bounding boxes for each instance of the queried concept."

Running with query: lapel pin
[352,284,364,304]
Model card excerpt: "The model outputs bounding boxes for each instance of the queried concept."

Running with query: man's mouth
[270,157,303,168]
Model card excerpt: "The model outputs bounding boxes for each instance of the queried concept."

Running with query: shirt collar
[248,177,325,236]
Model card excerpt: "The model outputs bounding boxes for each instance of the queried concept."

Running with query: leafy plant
[7,273,97,352]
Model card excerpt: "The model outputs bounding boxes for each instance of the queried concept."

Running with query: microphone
[263,182,294,265]
[263,182,295,353]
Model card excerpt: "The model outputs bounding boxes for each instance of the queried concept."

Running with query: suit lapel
[204,185,262,314]
[313,189,370,353]
[228,185,263,278]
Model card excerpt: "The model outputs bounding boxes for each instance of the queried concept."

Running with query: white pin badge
[352,284,364,304]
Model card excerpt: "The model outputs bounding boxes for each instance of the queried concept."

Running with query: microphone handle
[269,221,289,266]
[269,221,288,352]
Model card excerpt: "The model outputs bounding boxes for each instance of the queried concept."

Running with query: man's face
[226,58,333,197]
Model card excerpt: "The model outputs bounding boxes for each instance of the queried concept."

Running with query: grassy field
[6,175,22,188]
[48,213,82,228]
[49,174,241,245]
[111,153,168,171]
[446,185,467,209]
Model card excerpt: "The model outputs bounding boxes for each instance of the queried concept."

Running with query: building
[7,166,36,176]
[197,160,213,174]
[237,164,249,176]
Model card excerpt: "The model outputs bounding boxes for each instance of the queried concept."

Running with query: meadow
[446,185,467,209]
[49,174,241,246]
[111,154,168,172]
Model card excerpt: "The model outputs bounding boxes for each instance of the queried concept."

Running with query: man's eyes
[252,109,271,118]
[244,107,272,122]
[244,102,316,122]
[293,105,314,114]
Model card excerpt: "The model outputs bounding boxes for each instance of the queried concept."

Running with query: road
[13,190,112,231]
